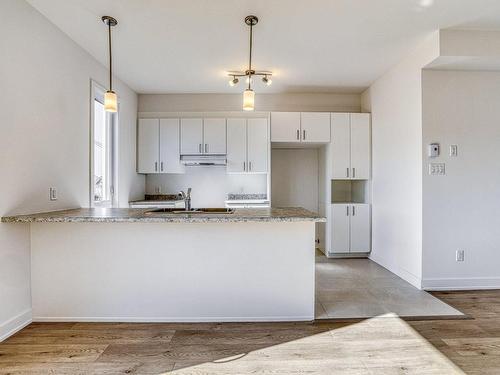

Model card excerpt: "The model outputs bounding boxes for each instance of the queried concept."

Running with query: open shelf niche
[331,180,370,204]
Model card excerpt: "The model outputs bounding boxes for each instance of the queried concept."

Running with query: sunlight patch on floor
[166,314,465,374]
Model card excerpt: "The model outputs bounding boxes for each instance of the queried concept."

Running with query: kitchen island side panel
[30,221,315,321]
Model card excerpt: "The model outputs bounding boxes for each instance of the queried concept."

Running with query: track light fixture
[227,15,273,111]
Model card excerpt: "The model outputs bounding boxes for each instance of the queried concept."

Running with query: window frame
[90,80,118,208]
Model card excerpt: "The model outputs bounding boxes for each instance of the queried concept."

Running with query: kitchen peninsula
[2,207,324,322]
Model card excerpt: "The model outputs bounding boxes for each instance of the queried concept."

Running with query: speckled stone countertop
[1,207,326,223]
[226,193,268,201]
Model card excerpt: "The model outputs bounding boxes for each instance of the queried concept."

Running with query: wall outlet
[49,187,57,201]
[429,163,445,175]
[449,145,458,157]
[315,238,320,244]
[456,250,465,262]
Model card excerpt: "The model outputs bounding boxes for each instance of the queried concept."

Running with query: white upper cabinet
[331,113,371,180]
[180,118,203,154]
[300,112,330,143]
[271,112,301,142]
[227,118,269,174]
[331,113,351,179]
[203,118,226,154]
[159,119,183,174]
[247,118,269,173]
[137,119,160,174]
[350,113,370,180]
[226,118,247,173]
[271,112,330,143]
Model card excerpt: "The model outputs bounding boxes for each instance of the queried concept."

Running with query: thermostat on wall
[428,143,440,158]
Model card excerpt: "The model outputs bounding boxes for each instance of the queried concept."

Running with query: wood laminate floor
[1,290,499,374]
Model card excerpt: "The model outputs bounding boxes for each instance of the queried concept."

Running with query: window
[91,81,117,207]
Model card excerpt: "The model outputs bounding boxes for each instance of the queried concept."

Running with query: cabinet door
[226,118,247,173]
[331,113,351,179]
[180,118,203,154]
[271,112,301,142]
[301,112,330,142]
[331,204,350,253]
[137,119,159,173]
[350,113,370,180]
[203,118,226,154]
[159,119,184,174]
[247,118,269,173]
[350,204,371,253]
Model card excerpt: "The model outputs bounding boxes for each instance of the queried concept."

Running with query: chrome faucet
[178,188,192,211]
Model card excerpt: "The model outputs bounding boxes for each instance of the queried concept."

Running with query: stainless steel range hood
[180,154,227,166]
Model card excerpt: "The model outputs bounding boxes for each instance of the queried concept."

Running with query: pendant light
[102,16,118,112]
[227,15,273,111]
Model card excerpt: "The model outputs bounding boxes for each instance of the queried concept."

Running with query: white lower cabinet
[331,204,370,254]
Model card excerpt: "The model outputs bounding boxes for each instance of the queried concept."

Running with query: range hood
[180,154,227,166]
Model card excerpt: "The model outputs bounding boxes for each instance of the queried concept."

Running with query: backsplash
[146,167,268,208]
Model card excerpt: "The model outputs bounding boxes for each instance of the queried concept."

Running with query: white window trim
[90,79,119,208]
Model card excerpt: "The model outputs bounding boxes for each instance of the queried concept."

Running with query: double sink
[146,207,235,215]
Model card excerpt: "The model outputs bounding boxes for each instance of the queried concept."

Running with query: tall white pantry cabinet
[318,112,371,256]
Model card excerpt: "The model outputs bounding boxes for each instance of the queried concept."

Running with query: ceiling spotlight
[229,77,239,87]
[262,75,272,86]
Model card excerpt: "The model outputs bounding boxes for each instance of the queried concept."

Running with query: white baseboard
[0,309,32,342]
[33,315,314,323]
[422,277,500,291]
[369,254,422,289]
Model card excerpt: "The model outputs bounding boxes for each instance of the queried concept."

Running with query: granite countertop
[1,207,326,223]
[129,194,182,205]
[226,193,268,201]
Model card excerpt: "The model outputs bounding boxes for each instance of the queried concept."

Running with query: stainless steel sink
[146,208,235,214]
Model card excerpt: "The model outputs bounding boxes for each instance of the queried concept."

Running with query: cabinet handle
[243,161,246,171]
[155,162,158,172]
[352,206,356,216]
[346,206,349,216]
[296,129,300,140]
[205,144,208,153]
[346,168,349,178]
[249,161,252,171]
[353,168,356,178]
[199,144,202,153]
[303,130,306,140]
[160,162,164,172]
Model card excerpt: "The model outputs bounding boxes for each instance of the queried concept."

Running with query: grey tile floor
[315,252,464,319]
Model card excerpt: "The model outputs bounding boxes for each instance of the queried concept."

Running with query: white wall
[360,33,439,288]
[271,149,319,213]
[146,169,267,207]
[422,70,500,290]
[138,93,361,114]
[0,0,142,340]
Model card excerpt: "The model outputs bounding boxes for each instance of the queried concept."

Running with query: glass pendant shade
[243,89,255,111]
[104,90,117,112]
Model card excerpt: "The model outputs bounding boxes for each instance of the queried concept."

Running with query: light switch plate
[429,163,445,176]
[49,187,57,201]
[449,145,458,157]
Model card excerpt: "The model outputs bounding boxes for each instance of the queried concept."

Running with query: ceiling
[27,0,500,94]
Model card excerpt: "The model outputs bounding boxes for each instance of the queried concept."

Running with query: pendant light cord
[248,22,253,90]
[108,23,113,91]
